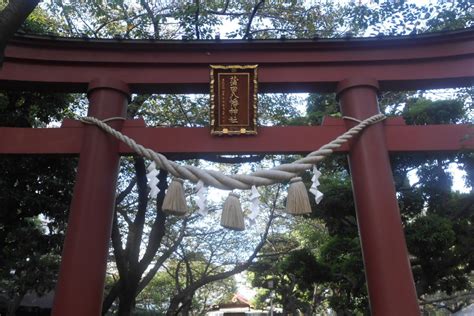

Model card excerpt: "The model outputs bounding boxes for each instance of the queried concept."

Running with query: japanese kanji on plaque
[210,65,258,135]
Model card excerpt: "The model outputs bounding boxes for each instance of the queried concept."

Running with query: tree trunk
[117,287,137,316]
[180,296,193,316]
[6,292,24,316]
[102,281,121,315]
[283,296,299,316]
[166,293,195,316]
[0,0,40,65]
[166,298,182,316]
[165,208,275,316]
[102,168,170,315]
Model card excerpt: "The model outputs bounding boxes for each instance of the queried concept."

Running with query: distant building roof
[231,293,251,306]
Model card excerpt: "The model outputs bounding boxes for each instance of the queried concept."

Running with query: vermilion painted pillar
[337,78,420,316]
[52,79,129,316]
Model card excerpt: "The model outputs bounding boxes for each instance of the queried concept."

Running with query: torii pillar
[337,78,420,315]
[52,79,129,316]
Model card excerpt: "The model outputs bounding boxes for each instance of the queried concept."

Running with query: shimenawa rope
[80,114,386,191]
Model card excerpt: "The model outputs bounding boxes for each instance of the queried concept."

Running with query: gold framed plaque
[210,65,258,135]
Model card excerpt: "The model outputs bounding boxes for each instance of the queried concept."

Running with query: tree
[0,90,78,314]
[0,4,82,314]
[43,1,344,40]
[95,95,188,315]
[250,174,369,314]
[100,92,292,315]
[102,160,185,316]
[0,0,40,64]
[0,218,60,315]
[164,202,276,315]
[136,259,237,315]
[250,92,473,314]
[250,239,332,315]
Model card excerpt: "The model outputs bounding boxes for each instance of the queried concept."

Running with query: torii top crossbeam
[0,28,473,316]
[1,29,473,155]
[1,28,473,94]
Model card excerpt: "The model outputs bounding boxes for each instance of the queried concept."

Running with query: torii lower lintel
[0,118,471,155]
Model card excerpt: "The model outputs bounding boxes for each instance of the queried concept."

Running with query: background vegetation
[0,0,472,315]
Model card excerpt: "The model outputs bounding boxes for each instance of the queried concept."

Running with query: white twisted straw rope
[80,114,385,190]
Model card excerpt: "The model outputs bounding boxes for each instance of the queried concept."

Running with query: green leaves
[403,98,467,125]
[279,248,330,289]
[406,214,471,295]
[407,215,456,259]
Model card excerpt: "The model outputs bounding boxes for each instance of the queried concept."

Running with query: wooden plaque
[210,65,258,135]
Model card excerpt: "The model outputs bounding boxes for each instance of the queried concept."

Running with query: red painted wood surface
[0,119,471,154]
[1,29,473,93]
[52,80,129,316]
[338,79,419,316]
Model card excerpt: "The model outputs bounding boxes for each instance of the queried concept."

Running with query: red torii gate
[1,29,473,316]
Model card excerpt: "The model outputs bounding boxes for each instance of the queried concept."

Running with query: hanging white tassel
[309,165,324,204]
[285,177,312,215]
[221,192,245,231]
[163,178,188,216]
[146,161,160,198]
[248,185,261,225]
[196,180,208,216]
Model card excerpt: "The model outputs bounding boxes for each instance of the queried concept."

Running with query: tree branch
[203,10,246,17]
[194,0,200,40]
[167,153,265,164]
[136,218,187,294]
[101,280,121,315]
[137,169,169,274]
[104,168,168,313]
[243,0,265,39]
[176,100,194,127]
[102,210,128,314]
[201,154,265,164]
[201,232,226,277]
[181,245,194,286]
[140,0,160,38]
[419,289,474,307]
[221,0,231,14]
[249,28,298,36]
[116,178,136,205]
[0,0,40,65]
[69,5,97,37]
[167,186,279,311]
[125,157,149,266]
[111,212,127,277]
[116,206,133,226]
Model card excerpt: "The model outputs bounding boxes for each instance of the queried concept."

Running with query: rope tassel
[285,177,312,215]
[163,178,188,216]
[221,192,245,231]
